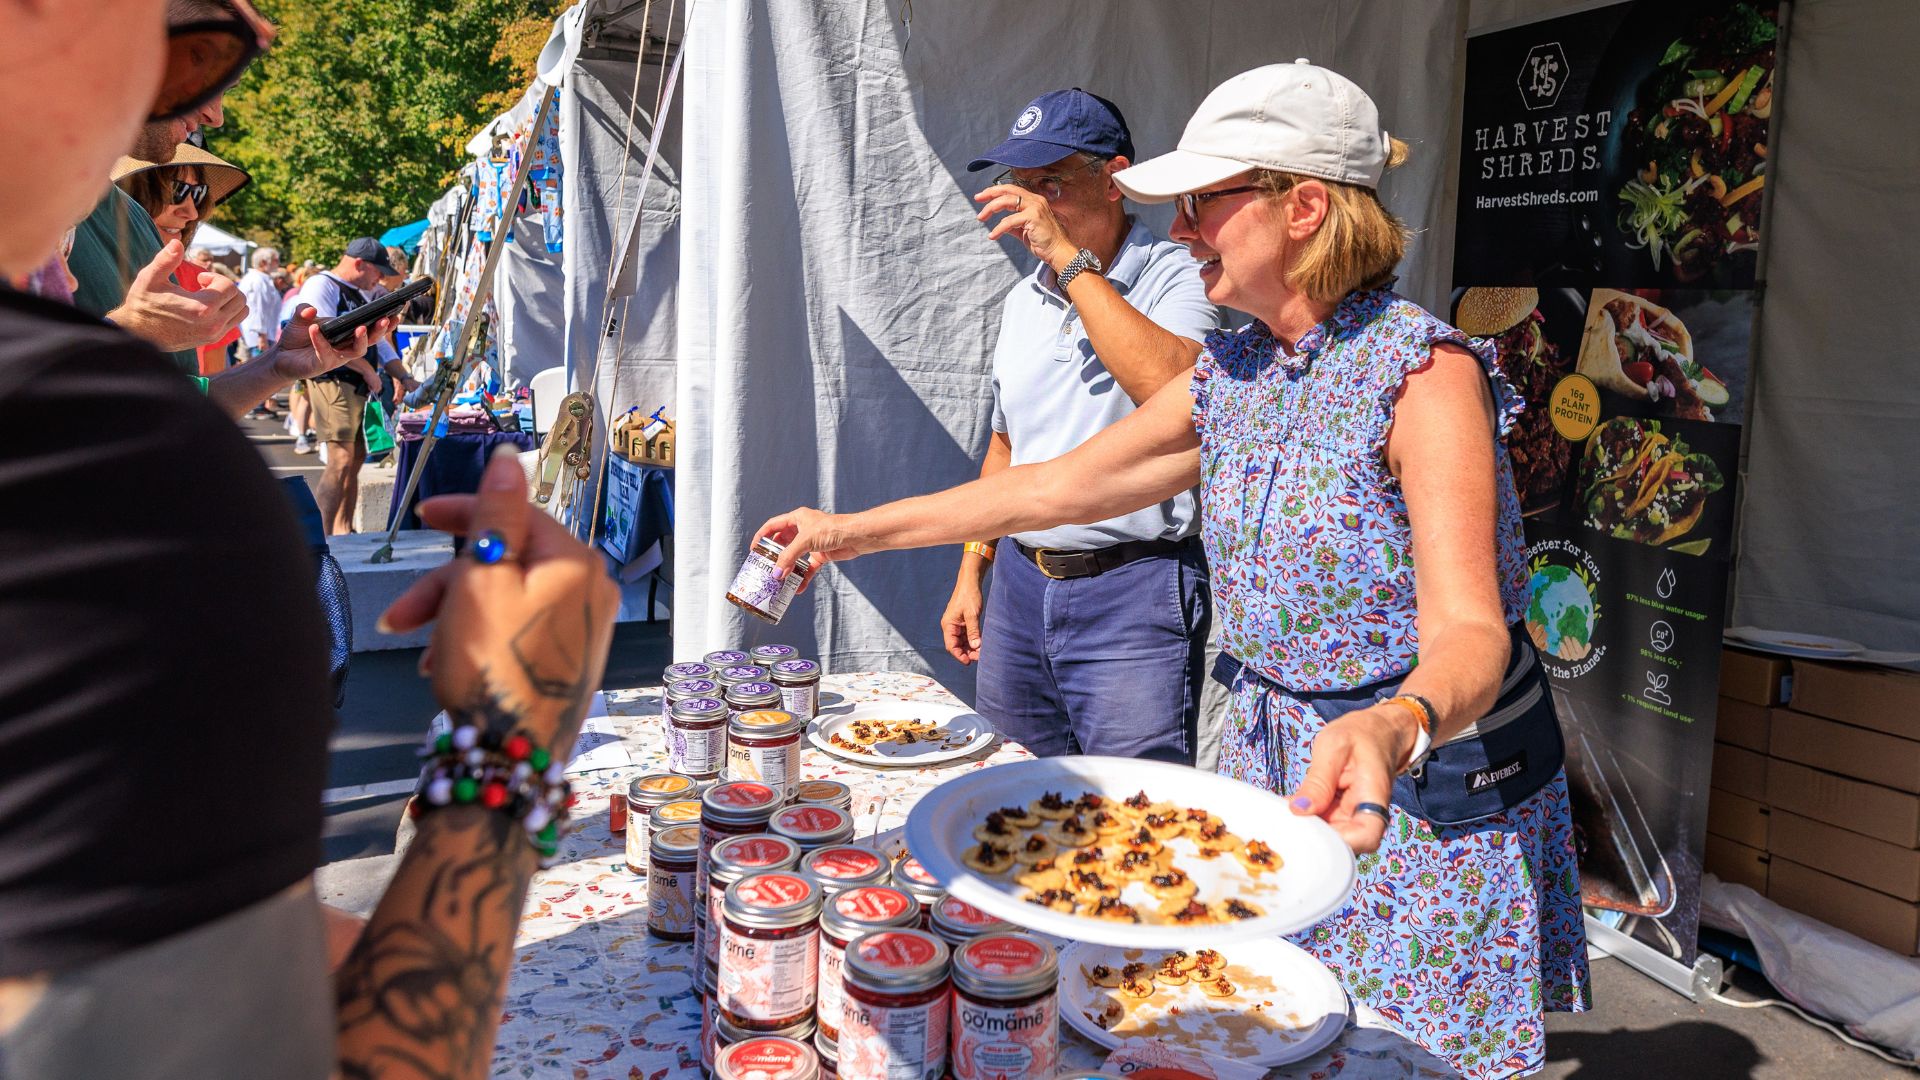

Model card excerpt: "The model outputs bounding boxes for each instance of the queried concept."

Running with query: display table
[488,672,1459,1078]
[386,430,538,531]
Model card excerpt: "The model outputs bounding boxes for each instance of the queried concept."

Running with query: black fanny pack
[1227,624,1565,826]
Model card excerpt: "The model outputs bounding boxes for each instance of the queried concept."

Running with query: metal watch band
[1054,247,1103,292]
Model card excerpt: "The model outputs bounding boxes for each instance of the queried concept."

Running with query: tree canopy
[212,0,572,261]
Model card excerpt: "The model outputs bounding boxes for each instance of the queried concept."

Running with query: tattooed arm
[335,451,616,1080]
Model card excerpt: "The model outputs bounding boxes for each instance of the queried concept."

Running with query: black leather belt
[1013,535,1195,580]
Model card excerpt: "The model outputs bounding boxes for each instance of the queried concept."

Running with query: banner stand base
[1585,915,1724,1003]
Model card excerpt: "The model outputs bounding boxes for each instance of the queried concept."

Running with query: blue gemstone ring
[470,530,511,565]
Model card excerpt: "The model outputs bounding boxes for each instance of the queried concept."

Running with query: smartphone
[318,277,434,347]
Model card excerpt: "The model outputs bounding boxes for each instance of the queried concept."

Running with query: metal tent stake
[371,84,559,564]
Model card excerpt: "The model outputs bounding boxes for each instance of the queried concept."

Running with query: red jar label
[812,848,885,880]
[897,857,938,886]
[935,897,1000,929]
[776,805,850,838]
[841,990,948,1080]
[719,1036,813,1078]
[834,887,913,923]
[951,989,1055,1080]
[737,873,814,909]
[710,782,779,809]
[959,935,1046,975]
[717,836,796,868]
[857,931,939,970]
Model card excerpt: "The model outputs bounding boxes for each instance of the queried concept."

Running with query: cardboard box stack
[1705,646,1920,956]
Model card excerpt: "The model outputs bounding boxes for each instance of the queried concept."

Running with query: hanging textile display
[531,110,565,254]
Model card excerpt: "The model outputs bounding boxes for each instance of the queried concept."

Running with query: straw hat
[111,144,251,208]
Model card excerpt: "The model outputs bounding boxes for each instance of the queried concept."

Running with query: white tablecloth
[487,672,1459,1078]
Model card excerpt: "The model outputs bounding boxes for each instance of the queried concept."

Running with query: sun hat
[111,143,251,208]
[967,87,1135,172]
[1113,59,1391,202]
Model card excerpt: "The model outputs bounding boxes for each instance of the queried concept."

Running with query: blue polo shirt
[990,218,1217,551]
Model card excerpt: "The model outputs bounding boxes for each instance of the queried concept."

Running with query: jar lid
[770,659,822,682]
[667,677,721,700]
[819,885,918,938]
[671,697,726,720]
[724,872,822,927]
[793,779,850,806]
[702,781,782,824]
[703,650,751,667]
[717,665,770,686]
[844,929,950,992]
[663,662,715,683]
[711,835,802,880]
[771,805,853,846]
[730,708,803,738]
[813,1028,837,1063]
[800,846,889,889]
[628,773,698,806]
[930,895,1011,938]
[714,1035,819,1080]
[651,823,702,859]
[750,644,799,665]
[726,683,783,706]
[950,932,1058,998]
[649,800,703,830]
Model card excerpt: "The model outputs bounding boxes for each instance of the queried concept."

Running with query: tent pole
[370,83,559,565]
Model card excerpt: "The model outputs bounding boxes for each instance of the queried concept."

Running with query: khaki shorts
[307,378,367,446]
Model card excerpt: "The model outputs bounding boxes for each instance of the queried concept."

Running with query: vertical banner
[1451,1,1780,966]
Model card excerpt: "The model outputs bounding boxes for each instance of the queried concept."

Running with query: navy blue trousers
[974,537,1210,764]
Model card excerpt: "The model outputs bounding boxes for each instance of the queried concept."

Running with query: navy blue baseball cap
[967,88,1136,172]
[345,237,399,274]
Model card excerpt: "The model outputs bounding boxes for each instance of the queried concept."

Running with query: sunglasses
[170,180,211,207]
[150,1,275,123]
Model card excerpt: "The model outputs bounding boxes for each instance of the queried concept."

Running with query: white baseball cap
[1114,59,1391,202]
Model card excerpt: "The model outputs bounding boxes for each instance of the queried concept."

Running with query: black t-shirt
[0,287,335,977]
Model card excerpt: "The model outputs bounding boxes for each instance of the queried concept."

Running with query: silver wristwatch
[1055,247,1103,291]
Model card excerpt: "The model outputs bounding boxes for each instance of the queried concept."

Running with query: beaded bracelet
[410,723,573,866]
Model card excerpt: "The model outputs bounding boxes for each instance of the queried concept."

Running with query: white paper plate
[1726,627,1865,659]
[808,701,995,766]
[904,757,1357,948]
[1059,939,1348,1066]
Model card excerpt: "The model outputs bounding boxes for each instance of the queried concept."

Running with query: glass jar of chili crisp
[839,929,951,1080]
[697,781,784,967]
[890,856,946,930]
[799,845,890,895]
[718,872,823,1031]
[728,709,804,797]
[710,834,803,986]
[948,932,1059,1080]
[928,895,1012,947]
[770,659,823,720]
[647,824,701,941]
[816,885,920,1043]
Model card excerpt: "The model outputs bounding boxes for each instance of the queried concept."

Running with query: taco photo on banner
[1578,416,1724,553]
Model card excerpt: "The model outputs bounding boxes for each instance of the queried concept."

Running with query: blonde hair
[1254,136,1413,304]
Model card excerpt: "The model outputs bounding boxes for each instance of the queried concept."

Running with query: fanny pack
[1225,624,1565,826]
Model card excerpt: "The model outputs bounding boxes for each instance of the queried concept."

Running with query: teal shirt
[68,187,201,374]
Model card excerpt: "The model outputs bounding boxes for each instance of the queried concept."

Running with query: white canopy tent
[190,222,251,256]
[495,0,1917,695]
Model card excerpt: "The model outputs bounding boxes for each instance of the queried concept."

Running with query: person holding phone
[293,237,410,534]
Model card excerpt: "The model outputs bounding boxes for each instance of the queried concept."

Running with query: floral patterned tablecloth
[489,672,1459,1079]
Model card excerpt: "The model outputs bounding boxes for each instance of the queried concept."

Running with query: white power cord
[1710,989,1920,1069]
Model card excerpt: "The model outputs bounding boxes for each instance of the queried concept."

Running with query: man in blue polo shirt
[944,89,1217,764]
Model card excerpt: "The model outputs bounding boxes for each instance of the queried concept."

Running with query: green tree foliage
[213,0,572,261]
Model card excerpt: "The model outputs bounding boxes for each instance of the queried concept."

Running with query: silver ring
[1014,194,1023,209]
[1353,801,1391,822]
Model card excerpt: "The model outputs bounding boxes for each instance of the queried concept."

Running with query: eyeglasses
[170,180,211,207]
[1175,184,1265,224]
[150,1,275,123]
[992,157,1106,202]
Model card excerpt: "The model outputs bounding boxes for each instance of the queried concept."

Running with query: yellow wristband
[963,541,997,562]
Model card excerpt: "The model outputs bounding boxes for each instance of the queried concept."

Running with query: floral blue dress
[1193,289,1590,1078]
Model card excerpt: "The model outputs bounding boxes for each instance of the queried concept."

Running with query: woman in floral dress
[758,62,1589,1077]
